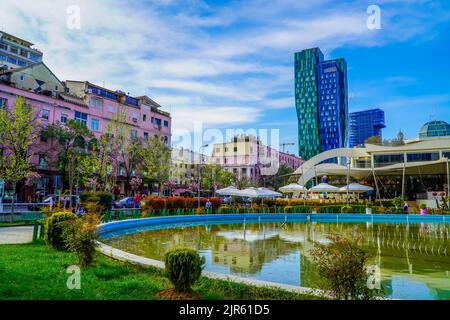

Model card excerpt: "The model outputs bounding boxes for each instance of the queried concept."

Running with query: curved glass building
[419,120,450,139]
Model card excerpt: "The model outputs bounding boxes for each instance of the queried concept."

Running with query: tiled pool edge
[95,241,329,299]
[97,213,449,235]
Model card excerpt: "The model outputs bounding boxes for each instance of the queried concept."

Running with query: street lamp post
[198,144,209,209]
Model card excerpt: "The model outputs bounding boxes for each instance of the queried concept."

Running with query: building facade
[0,38,171,201]
[0,31,43,69]
[170,148,205,187]
[349,108,386,147]
[295,48,348,160]
[209,135,304,182]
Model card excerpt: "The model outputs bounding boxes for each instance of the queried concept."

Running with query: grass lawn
[0,240,323,300]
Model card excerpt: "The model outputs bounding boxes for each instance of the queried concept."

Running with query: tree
[236,175,257,189]
[201,164,237,192]
[365,135,382,145]
[104,106,142,195]
[262,164,293,189]
[0,96,40,213]
[42,119,93,194]
[140,135,171,195]
[83,135,114,192]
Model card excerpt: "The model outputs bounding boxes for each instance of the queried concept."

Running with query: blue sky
[1,0,449,155]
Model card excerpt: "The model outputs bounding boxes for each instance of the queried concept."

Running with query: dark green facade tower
[295,48,348,160]
[295,48,323,160]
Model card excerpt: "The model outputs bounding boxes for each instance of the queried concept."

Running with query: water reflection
[103,221,450,300]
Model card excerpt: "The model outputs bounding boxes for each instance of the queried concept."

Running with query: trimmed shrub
[341,205,353,213]
[45,212,78,250]
[164,247,205,292]
[195,207,205,215]
[219,205,232,214]
[284,206,294,213]
[80,192,113,213]
[63,213,101,267]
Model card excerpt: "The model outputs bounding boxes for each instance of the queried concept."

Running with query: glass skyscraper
[295,48,348,160]
[349,108,385,147]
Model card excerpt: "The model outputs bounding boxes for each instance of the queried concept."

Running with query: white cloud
[0,0,448,132]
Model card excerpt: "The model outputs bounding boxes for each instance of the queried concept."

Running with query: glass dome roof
[419,120,450,139]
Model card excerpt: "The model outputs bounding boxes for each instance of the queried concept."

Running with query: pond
[101,218,450,300]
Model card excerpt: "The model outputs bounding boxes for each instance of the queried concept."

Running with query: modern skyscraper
[295,48,348,160]
[349,108,386,147]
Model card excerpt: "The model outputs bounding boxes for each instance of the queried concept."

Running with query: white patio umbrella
[257,187,282,198]
[309,183,340,193]
[339,183,374,193]
[216,186,241,196]
[239,187,270,198]
[279,183,307,193]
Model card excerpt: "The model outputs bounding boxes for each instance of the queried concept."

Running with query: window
[75,111,88,126]
[91,118,100,132]
[131,129,138,140]
[164,120,169,127]
[443,151,450,159]
[90,97,103,109]
[234,147,238,152]
[0,42,7,50]
[9,46,18,54]
[164,136,168,144]
[38,155,48,169]
[41,109,50,120]
[20,49,28,58]
[0,98,7,109]
[107,105,114,113]
[40,132,48,142]
[29,52,42,62]
[60,113,68,124]
[143,114,147,122]
[19,75,24,81]
[155,118,162,126]
[215,147,220,152]
[407,152,439,162]
[143,132,149,141]
[373,154,404,168]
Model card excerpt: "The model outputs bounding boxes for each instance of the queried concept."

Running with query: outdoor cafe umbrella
[309,183,340,193]
[239,187,278,198]
[338,183,374,193]
[339,183,374,202]
[216,186,241,196]
[257,187,282,198]
[279,183,307,193]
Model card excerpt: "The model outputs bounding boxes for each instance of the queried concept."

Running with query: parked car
[43,195,80,208]
[113,197,139,209]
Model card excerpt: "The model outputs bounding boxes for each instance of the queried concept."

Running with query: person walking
[403,201,409,214]
[205,199,212,214]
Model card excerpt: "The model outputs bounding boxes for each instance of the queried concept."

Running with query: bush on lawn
[164,247,205,292]
[63,213,101,267]
[45,212,78,250]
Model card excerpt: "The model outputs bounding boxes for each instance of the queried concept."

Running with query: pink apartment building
[209,135,303,182]
[0,61,171,201]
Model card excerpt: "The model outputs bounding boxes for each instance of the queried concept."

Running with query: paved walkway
[0,226,34,244]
